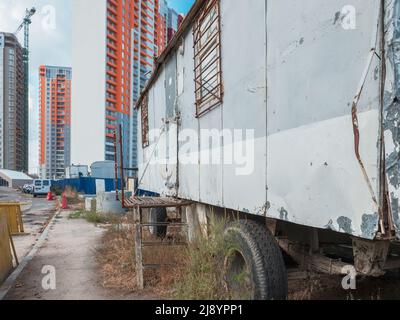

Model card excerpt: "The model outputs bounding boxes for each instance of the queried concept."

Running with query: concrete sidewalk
[4,210,144,300]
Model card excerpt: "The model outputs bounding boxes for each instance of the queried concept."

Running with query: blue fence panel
[53,177,122,195]
[136,189,159,197]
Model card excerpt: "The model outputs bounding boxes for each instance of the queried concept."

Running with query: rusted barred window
[141,94,149,148]
[193,0,222,117]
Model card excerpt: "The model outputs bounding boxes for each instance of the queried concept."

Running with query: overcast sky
[0,0,193,174]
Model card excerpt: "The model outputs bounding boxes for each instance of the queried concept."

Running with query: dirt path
[5,210,148,300]
[13,196,56,261]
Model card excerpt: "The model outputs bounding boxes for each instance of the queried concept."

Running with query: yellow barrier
[0,203,25,235]
[0,211,13,283]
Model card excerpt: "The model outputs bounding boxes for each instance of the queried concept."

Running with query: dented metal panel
[165,53,178,119]
[266,0,382,240]
[176,32,201,202]
[137,0,400,241]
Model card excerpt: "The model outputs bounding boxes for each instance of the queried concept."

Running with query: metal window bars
[193,0,223,117]
[140,93,149,148]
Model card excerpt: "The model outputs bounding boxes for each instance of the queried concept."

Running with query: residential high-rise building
[159,0,179,44]
[39,66,72,179]
[72,0,178,169]
[72,0,138,167]
[0,32,27,172]
[128,0,167,171]
[155,2,167,56]
[128,0,181,171]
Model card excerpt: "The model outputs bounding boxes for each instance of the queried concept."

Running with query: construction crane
[14,7,36,172]
[15,7,36,50]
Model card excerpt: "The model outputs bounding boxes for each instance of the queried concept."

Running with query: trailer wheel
[224,220,287,300]
[149,207,167,238]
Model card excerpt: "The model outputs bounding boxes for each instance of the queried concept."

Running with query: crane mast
[14,7,36,172]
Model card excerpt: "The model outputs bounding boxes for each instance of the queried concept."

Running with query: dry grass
[95,216,238,299]
[68,210,120,225]
[141,247,186,297]
[95,216,400,300]
[96,225,137,291]
[170,218,234,300]
[95,215,186,296]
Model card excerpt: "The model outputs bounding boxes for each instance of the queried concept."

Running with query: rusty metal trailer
[128,0,400,299]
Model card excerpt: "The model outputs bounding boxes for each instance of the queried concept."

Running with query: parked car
[32,179,52,197]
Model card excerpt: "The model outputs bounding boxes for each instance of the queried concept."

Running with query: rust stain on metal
[351,97,379,208]
[351,48,379,209]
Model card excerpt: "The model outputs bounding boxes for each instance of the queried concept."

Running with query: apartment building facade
[72,0,178,170]
[39,66,72,179]
[128,0,181,171]
[128,0,166,171]
[0,32,27,172]
[159,0,180,44]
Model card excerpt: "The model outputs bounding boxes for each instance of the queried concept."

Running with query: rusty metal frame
[140,93,149,148]
[124,196,192,209]
[193,0,223,118]
[277,238,350,275]
[133,200,192,290]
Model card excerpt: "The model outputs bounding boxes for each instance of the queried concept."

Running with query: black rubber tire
[224,220,288,300]
[149,207,168,238]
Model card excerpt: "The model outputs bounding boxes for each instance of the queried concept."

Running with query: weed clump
[172,219,234,300]
[68,210,119,225]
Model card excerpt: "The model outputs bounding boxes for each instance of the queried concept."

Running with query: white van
[33,179,52,197]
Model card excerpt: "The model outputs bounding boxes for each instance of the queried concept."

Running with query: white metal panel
[266,0,381,239]
[199,107,223,206]
[220,0,267,213]
[138,67,169,194]
[163,54,179,196]
[139,84,155,192]
[177,33,201,202]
